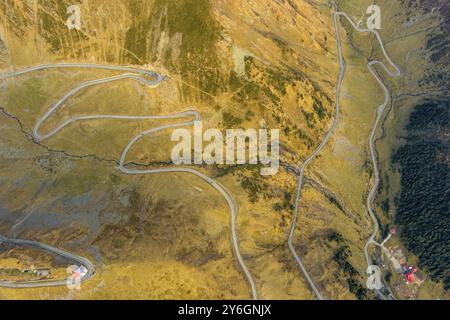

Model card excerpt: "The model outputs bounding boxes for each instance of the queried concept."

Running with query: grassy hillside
[0,0,344,299]
[0,0,446,300]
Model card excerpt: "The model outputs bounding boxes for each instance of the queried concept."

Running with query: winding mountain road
[0,7,401,299]
[287,7,400,300]
[331,10,401,267]
[0,64,258,299]
[0,234,95,288]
